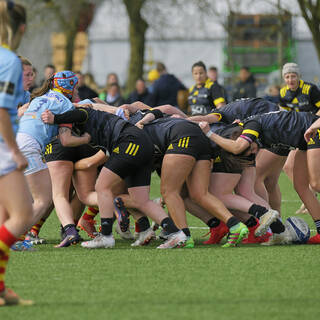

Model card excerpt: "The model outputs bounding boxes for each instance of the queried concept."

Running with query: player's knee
[309,180,320,193]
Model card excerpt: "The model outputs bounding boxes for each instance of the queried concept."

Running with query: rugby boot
[203,222,229,244]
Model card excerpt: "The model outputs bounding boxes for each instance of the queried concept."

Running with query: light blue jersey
[18,89,74,149]
[21,90,30,105]
[0,46,24,142]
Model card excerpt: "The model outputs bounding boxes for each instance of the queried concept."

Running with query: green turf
[2,173,320,320]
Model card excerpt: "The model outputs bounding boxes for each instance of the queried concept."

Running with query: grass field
[2,173,320,320]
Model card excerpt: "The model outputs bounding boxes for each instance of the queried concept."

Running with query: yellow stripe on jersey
[204,78,213,89]
[299,80,304,88]
[133,145,140,156]
[45,143,52,155]
[125,143,133,154]
[280,87,287,98]
[213,97,225,106]
[302,84,311,95]
[129,144,136,155]
[279,106,291,111]
[181,137,186,148]
[189,85,195,93]
[316,101,320,108]
[242,129,259,138]
[185,137,190,148]
[0,240,9,254]
[208,112,222,121]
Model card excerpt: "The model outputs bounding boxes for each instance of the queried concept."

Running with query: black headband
[7,0,14,10]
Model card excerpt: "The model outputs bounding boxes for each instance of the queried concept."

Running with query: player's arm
[188,112,222,124]
[58,126,91,147]
[154,104,188,118]
[199,121,250,155]
[74,150,108,170]
[41,108,88,125]
[304,117,320,142]
[0,108,27,170]
[135,109,164,129]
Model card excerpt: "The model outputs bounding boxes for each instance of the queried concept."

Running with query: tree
[44,0,96,70]
[122,0,148,93]
[297,0,320,63]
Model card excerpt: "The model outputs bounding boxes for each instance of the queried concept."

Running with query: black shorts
[44,138,99,163]
[165,121,211,161]
[267,146,290,156]
[105,126,154,188]
[306,130,320,150]
[212,155,243,174]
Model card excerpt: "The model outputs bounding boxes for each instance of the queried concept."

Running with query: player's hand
[41,109,55,124]
[135,121,144,129]
[12,150,28,171]
[199,121,210,134]
[304,127,317,143]
[82,132,91,144]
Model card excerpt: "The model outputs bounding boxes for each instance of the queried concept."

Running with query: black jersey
[188,78,226,115]
[209,98,279,124]
[241,110,319,150]
[74,108,130,153]
[279,80,320,113]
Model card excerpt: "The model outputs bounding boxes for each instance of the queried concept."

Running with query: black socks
[248,204,268,219]
[160,217,179,234]
[207,217,221,228]
[101,218,114,236]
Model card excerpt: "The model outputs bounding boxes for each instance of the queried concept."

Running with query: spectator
[84,72,100,93]
[149,62,186,107]
[39,64,56,87]
[127,79,152,105]
[188,61,227,115]
[233,66,257,100]
[75,71,98,100]
[263,84,280,104]
[104,82,124,107]
[208,66,218,82]
[147,68,160,94]
[208,65,228,104]
[28,67,38,93]
[99,72,120,102]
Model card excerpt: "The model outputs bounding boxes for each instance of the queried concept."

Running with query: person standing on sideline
[188,61,227,115]
[233,66,257,100]
[208,66,228,104]
[149,62,186,107]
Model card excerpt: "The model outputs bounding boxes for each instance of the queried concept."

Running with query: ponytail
[30,77,53,101]
[0,1,26,48]
[0,1,12,46]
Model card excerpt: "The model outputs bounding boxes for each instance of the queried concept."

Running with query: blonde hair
[0,1,26,48]
[0,1,12,46]
[30,77,53,101]
[18,55,32,67]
